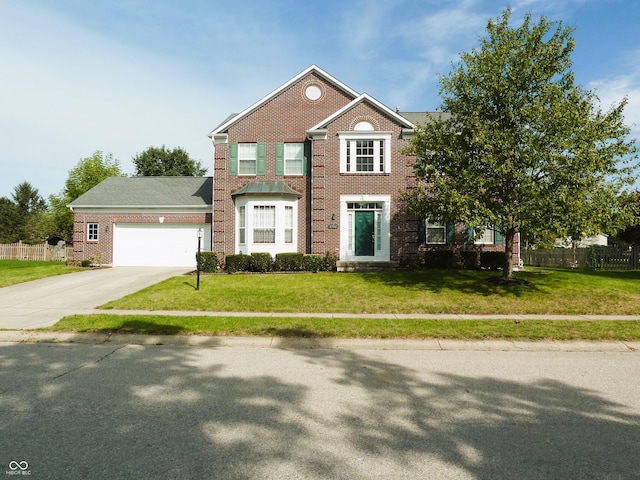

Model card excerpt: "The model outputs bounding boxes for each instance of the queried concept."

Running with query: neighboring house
[555,235,608,248]
[69,65,518,269]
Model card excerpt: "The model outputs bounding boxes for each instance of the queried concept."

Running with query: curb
[1,330,639,352]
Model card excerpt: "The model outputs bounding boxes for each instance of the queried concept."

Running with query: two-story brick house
[69,65,517,268]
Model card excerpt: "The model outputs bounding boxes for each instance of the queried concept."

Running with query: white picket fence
[0,242,73,262]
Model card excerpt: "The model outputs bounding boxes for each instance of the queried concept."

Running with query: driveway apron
[0,267,188,329]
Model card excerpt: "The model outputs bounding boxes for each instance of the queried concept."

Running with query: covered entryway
[339,194,391,263]
[113,224,210,267]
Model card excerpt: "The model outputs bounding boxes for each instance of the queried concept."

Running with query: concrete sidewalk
[1,328,639,352]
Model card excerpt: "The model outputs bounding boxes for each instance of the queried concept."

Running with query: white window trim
[426,220,446,245]
[474,225,495,244]
[339,132,392,174]
[238,143,257,176]
[87,223,99,242]
[284,142,304,176]
[235,196,298,256]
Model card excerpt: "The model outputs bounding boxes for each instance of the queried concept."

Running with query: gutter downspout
[308,137,314,254]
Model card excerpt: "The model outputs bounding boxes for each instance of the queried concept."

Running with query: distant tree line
[0,146,206,244]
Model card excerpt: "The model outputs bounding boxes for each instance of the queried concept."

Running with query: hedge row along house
[69,65,519,269]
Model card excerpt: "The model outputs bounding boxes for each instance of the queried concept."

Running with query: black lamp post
[196,228,202,290]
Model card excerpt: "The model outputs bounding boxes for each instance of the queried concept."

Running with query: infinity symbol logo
[8,461,29,471]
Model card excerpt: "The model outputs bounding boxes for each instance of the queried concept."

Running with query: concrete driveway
[0,267,189,329]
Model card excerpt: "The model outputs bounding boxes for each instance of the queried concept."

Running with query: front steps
[336,261,399,272]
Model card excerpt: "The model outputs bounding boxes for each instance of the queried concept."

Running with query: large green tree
[132,145,206,176]
[49,151,124,241]
[403,8,638,281]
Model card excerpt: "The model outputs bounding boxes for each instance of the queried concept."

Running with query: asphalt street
[1,341,639,479]
[1,268,640,478]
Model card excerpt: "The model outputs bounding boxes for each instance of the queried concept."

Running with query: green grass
[49,314,640,341]
[100,268,640,315]
[7,263,638,340]
[0,259,84,287]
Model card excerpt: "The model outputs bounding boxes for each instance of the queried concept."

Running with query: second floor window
[340,133,391,174]
[238,144,257,175]
[285,143,304,175]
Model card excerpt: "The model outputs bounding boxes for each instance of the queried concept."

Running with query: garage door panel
[113,224,208,267]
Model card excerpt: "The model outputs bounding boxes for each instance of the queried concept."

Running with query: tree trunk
[502,229,515,280]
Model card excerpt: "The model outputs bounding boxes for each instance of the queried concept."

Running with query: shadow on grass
[93,320,185,335]
[357,269,540,297]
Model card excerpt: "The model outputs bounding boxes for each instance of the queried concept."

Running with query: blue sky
[1,0,639,198]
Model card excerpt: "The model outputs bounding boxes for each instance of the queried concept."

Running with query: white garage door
[113,224,209,267]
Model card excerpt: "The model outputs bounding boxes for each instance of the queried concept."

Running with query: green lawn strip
[99,268,640,315]
[0,260,84,287]
[47,314,640,341]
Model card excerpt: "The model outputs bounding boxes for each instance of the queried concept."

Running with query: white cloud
[589,50,640,139]
[0,2,229,197]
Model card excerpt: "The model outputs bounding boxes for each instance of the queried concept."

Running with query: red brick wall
[212,70,520,266]
[213,72,355,257]
[72,212,210,265]
[310,101,416,261]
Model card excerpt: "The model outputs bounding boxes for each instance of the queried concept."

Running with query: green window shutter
[494,227,504,244]
[418,219,426,245]
[465,225,475,244]
[229,143,238,176]
[257,142,266,176]
[446,223,456,245]
[275,143,284,176]
[304,141,311,176]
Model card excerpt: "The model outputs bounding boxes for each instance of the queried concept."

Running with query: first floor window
[284,206,294,243]
[253,206,276,243]
[472,224,502,244]
[238,206,246,244]
[426,221,446,244]
[87,223,99,241]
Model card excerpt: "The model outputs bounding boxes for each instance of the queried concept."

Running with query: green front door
[355,211,375,256]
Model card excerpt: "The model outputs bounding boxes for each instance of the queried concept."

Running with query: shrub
[80,259,92,268]
[225,254,250,273]
[302,254,323,272]
[480,252,504,270]
[320,252,338,272]
[197,251,219,273]
[249,252,273,272]
[461,251,480,270]
[274,252,304,271]
[425,250,458,269]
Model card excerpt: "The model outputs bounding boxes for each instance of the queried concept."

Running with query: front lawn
[99,268,640,315]
[50,314,640,340]
[0,260,84,287]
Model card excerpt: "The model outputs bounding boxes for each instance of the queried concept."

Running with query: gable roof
[400,111,452,125]
[307,93,416,134]
[68,176,212,208]
[208,65,360,138]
